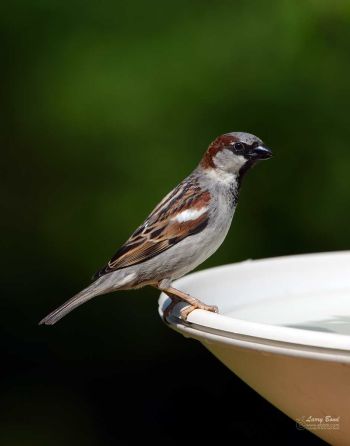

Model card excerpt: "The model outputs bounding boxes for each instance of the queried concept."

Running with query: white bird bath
[158,251,350,445]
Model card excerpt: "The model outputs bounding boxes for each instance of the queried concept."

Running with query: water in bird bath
[227,289,350,335]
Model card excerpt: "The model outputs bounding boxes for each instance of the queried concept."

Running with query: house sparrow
[39,131,272,325]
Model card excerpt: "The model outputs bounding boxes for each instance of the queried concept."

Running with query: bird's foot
[180,302,218,320]
[158,285,219,321]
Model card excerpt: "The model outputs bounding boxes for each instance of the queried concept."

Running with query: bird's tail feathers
[39,279,109,326]
[39,270,137,326]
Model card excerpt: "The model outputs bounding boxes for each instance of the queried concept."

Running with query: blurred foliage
[1,0,349,444]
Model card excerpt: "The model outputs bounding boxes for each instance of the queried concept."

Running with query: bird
[39,131,272,325]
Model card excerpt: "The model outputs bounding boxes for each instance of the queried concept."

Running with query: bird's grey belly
[132,210,234,284]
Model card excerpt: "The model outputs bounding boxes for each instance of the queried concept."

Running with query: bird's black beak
[249,145,273,160]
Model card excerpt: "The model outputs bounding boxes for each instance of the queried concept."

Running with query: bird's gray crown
[225,132,263,146]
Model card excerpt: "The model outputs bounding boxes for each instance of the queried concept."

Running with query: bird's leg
[157,285,218,320]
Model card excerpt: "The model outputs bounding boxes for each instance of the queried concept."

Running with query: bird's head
[200,132,272,179]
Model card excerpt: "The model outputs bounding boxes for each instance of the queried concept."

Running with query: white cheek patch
[230,154,246,170]
[213,149,246,172]
[172,207,207,223]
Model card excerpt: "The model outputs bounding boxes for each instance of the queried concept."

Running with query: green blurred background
[2,0,349,444]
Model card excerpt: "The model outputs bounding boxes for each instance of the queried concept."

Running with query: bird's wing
[92,178,211,279]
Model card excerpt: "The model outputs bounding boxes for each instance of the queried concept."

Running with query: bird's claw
[180,303,219,320]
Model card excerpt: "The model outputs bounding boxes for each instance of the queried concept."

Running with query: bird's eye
[234,142,245,153]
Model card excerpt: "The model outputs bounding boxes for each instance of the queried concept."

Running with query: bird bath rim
[158,251,350,363]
